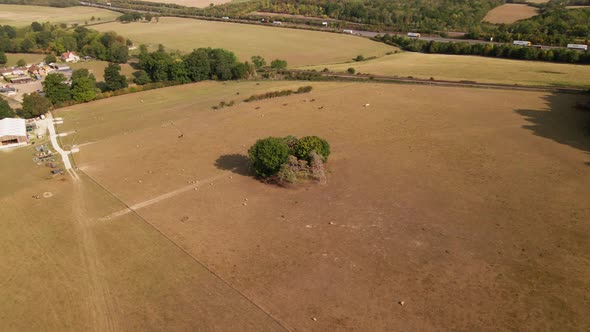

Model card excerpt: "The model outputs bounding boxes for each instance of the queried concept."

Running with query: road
[80,1,565,50]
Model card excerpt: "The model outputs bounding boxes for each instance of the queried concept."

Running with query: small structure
[0,118,28,149]
[322,21,328,27]
[61,51,80,63]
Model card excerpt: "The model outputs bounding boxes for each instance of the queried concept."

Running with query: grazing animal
[178,134,184,139]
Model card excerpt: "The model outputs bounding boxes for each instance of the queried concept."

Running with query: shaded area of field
[57,81,590,331]
[483,4,539,24]
[306,52,590,88]
[0,4,120,27]
[91,18,395,67]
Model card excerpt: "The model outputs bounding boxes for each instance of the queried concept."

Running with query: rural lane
[46,113,77,178]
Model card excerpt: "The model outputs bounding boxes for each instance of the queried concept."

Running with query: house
[61,51,80,63]
[0,118,28,149]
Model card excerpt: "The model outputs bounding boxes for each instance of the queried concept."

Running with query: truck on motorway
[513,40,532,47]
[567,44,588,51]
[407,32,421,38]
[343,29,353,34]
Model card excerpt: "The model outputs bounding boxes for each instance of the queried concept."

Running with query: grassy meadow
[0,5,120,27]
[307,52,590,88]
[69,61,135,81]
[92,17,396,67]
[4,53,45,67]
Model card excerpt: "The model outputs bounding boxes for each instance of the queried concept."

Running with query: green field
[0,4,120,27]
[306,52,590,88]
[92,17,396,67]
[69,61,135,81]
[4,53,45,67]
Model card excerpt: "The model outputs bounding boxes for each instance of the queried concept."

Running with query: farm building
[0,118,28,149]
[61,51,80,63]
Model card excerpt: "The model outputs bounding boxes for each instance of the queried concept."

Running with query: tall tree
[20,93,52,119]
[42,73,71,104]
[103,63,128,91]
[71,68,97,102]
[184,49,211,81]
[0,98,15,119]
[0,51,6,65]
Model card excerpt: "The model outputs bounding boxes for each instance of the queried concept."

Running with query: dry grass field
[46,81,590,331]
[306,52,590,88]
[4,53,45,67]
[69,61,135,81]
[483,4,539,24]
[91,18,395,67]
[0,5,120,27]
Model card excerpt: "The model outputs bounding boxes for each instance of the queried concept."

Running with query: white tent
[0,118,27,149]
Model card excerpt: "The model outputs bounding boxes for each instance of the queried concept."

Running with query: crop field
[3,53,45,67]
[69,61,135,81]
[91,18,396,67]
[306,52,590,88]
[0,5,120,27]
[483,4,539,24]
[46,81,590,330]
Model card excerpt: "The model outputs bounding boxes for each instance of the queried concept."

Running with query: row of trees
[134,45,258,84]
[376,34,590,64]
[0,23,130,63]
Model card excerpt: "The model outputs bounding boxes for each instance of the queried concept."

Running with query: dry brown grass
[53,81,590,331]
[137,0,232,8]
[483,4,539,24]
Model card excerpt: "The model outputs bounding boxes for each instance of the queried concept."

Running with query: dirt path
[72,180,118,331]
[46,113,79,180]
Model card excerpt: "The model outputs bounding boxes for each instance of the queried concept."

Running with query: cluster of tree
[248,135,330,184]
[471,2,590,46]
[0,23,130,63]
[376,34,590,64]
[119,12,158,23]
[244,86,312,102]
[41,65,126,108]
[134,45,254,84]
[0,0,78,7]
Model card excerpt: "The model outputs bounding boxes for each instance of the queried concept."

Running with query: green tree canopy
[0,98,15,119]
[251,55,266,69]
[20,93,52,119]
[248,137,290,177]
[103,63,128,91]
[270,59,288,70]
[0,51,6,65]
[42,73,71,104]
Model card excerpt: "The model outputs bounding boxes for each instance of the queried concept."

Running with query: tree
[0,51,6,65]
[270,59,288,69]
[184,49,211,81]
[31,21,43,32]
[132,70,151,85]
[20,93,51,119]
[108,43,129,63]
[347,67,355,74]
[251,55,266,69]
[103,63,127,91]
[144,14,153,22]
[71,69,97,102]
[0,98,15,119]
[248,137,290,177]
[42,73,71,104]
[294,136,330,162]
[16,58,26,67]
[44,53,57,64]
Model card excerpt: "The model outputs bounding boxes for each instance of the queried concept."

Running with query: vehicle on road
[513,40,532,47]
[567,44,588,51]
[407,32,421,38]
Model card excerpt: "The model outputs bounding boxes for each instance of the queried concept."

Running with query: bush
[347,67,356,74]
[294,136,330,162]
[248,137,290,177]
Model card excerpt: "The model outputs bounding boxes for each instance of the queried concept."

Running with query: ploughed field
[46,81,590,330]
[307,52,590,88]
[91,17,395,67]
[0,5,120,27]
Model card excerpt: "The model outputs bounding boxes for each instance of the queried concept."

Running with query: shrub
[294,136,330,162]
[248,137,290,177]
[347,67,356,74]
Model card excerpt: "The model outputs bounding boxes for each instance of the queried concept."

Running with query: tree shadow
[514,93,590,165]
[215,154,252,176]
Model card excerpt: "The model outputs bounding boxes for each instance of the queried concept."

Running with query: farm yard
[307,52,590,88]
[29,80,588,330]
[91,17,396,67]
[0,5,120,27]
[483,4,539,24]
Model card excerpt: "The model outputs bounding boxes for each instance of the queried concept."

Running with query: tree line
[0,23,130,64]
[375,34,590,64]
